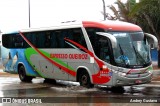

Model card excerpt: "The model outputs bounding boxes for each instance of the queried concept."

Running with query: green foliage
[129,0,160,39]
[107,0,136,22]
[107,0,160,39]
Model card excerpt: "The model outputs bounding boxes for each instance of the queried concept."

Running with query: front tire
[79,71,94,88]
[18,65,33,82]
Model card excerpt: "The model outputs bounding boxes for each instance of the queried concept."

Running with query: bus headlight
[118,72,126,76]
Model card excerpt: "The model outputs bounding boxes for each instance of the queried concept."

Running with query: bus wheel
[18,65,33,82]
[79,71,94,88]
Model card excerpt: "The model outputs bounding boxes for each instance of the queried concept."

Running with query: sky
[0,0,127,33]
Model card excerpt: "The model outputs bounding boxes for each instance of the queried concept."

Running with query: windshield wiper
[132,44,146,65]
[119,44,124,56]
[118,44,129,67]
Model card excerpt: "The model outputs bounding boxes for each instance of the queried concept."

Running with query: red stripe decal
[64,38,111,84]
[19,32,76,77]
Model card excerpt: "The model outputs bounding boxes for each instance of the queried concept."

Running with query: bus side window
[72,28,88,49]
[55,31,61,48]
[61,30,68,48]
[24,33,30,47]
[64,30,73,48]
[54,29,71,48]
[14,35,24,48]
[2,34,10,48]
[66,30,73,40]
[25,32,37,47]
[44,32,51,48]
[50,32,58,48]
[35,32,45,48]
[23,33,30,48]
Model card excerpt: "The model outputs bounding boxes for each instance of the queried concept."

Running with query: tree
[129,0,160,40]
[105,0,136,22]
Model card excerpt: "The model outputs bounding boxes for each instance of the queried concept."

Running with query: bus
[0,42,1,67]
[1,20,158,88]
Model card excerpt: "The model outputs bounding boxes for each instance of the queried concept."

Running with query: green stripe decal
[25,48,44,77]
[25,48,75,77]
[39,50,75,71]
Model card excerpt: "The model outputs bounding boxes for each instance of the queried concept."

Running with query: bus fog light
[148,71,152,74]
[121,73,126,76]
[114,71,118,73]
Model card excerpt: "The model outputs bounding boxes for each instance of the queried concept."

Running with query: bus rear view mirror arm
[144,33,158,49]
[96,32,117,48]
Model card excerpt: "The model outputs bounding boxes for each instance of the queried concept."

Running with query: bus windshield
[109,31,151,68]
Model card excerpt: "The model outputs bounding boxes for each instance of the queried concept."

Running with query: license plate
[135,80,142,84]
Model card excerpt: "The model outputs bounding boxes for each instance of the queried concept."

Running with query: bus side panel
[1,46,12,72]
[67,62,95,82]
[16,49,40,77]
[39,60,69,80]
[29,54,67,80]
[24,48,95,81]
[2,47,39,77]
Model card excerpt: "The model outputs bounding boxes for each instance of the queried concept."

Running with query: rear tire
[79,71,94,88]
[18,65,33,82]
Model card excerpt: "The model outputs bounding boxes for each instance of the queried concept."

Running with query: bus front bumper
[111,73,153,86]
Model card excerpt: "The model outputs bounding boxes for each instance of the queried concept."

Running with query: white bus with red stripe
[1,20,158,88]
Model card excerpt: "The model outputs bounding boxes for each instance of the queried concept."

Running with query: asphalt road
[0,72,160,106]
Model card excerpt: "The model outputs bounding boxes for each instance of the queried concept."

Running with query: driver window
[85,27,111,63]
[98,36,110,63]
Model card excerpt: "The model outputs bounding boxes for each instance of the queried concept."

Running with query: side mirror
[96,32,117,48]
[144,33,158,49]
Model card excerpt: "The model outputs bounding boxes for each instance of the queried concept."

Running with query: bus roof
[82,20,142,31]
[3,20,142,34]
